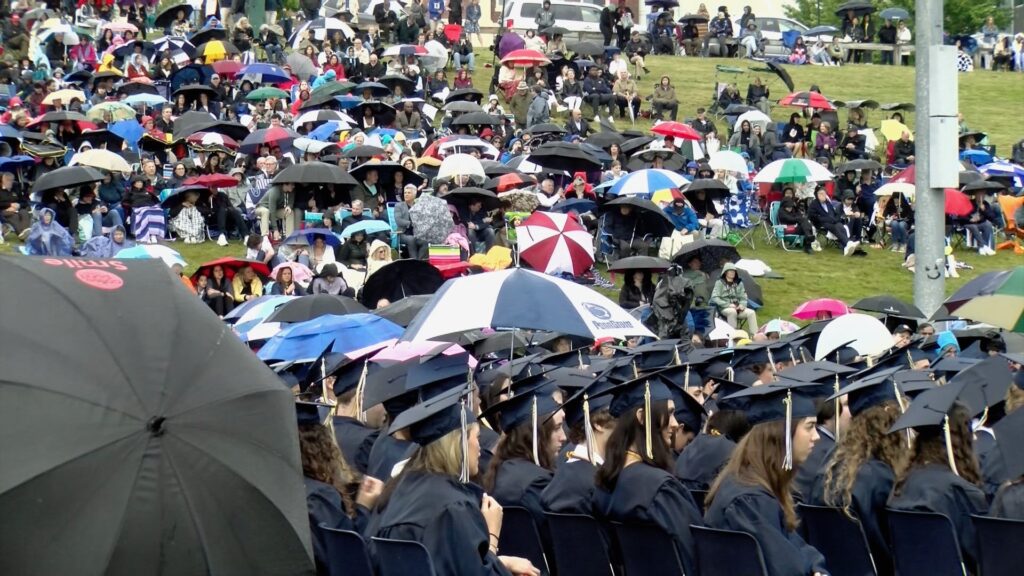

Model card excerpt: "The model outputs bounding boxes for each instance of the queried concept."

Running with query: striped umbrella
[115,245,186,268]
[754,158,835,184]
[186,132,239,150]
[224,295,296,325]
[608,168,690,198]
[516,211,595,276]
[151,36,195,59]
[945,267,1024,332]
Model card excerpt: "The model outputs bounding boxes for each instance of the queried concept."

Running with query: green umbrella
[311,80,356,98]
[245,87,290,101]
[945,267,1024,332]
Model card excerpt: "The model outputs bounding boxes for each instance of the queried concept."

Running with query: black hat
[295,401,332,426]
[406,351,473,400]
[666,381,707,433]
[389,385,475,446]
[889,378,966,433]
[544,366,598,395]
[480,383,560,432]
[831,366,919,416]
[945,356,1014,417]
[560,379,616,430]
[361,361,414,413]
[723,380,818,427]
[630,339,688,372]
[894,324,914,335]
[991,409,1024,480]
[731,341,791,370]
[601,377,675,419]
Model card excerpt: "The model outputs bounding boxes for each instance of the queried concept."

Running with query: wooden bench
[839,41,915,65]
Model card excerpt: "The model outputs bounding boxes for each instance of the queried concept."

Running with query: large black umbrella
[359,260,445,308]
[272,161,358,186]
[445,88,484,104]
[765,61,795,92]
[627,149,686,171]
[31,166,105,194]
[378,74,416,95]
[571,41,606,57]
[600,196,676,238]
[527,142,602,171]
[852,294,925,318]
[343,145,387,159]
[172,111,249,141]
[607,256,673,272]
[173,83,220,102]
[444,100,484,113]
[451,112,500,126]
[353,81,391,98]
[683,178,731,201]
[0,257,312,575]
[160,184,214,210]
[524,123,567,136]
[117,81,161,97]
[442,187,502,211]
[154,3,192,28]
[190,26,229,47]
[835,0,875,17]
[372,294,433,326]
[265,294,369,323]
[961,180,1006,193]
[671,238,742,273]
[835,159,884,173]
[349,161,424,187]
[585,131,626,148]
[620,136,655,155]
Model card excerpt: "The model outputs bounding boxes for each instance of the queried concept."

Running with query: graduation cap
[711,370,760,412]
[480,384,561,464]
[889,378,971,476]
[723,380,819,469]
[405,351,473,400]
[537,347,592,369]
[832,366,909,416]
[665,380,707,434]
[992,409,1024,480]
[730,341,792,371]
[388,384,476,482]
[930,356,980,379]
[544,367,598,394]
[946,356,1014,420]
[593,377,675,459]
[557,379,617,461]
[630,339,688,372]
[781,361,856,383]
[295,401,332,427]
[507,370,559,398]
[361,361,415,416]
[601,354,643,383]
[999,353,1024,369]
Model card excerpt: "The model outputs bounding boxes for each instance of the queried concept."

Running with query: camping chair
[797,504,878,576]
[691,525,768,576]
[886,509,967,576]
[612,521,687,576]
[544,513,616,576]
[997,194,1024,251]
[496,506,550,575]
[972,514,1024,576]
[371,537,438,576]
[385,201,402,251]
[319,526,374,576]
[768,201,804,251]
[708,82,730,117]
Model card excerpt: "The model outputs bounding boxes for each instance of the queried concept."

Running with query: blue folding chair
[372,537,438,576]
[544,512,616,576]
[385,201,401,250]
[797,504,878,576]
[497,506,550,575]
[768,200,805,251]
[319,525,374,576]
[612,521,686,576]
[886,509,966,576]
[691,525,768,576]
[972,514,1024,576]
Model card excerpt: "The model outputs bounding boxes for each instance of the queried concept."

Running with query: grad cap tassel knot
[782,389,793,471]
[644,380,653,460]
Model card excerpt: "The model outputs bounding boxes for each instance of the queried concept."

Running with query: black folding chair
[544,512,616,576]
[612,521,686,576]
[371,537,438,576]
[972,514,1024,576]
[886,509,966,576]
[319,525,374,576]
[797,504,878,576]
[689,489,709,515]
[497,505,550,575]
[691,525,769,576]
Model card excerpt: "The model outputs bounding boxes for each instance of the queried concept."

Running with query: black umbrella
[600,196,676,238]
[852,294,925,318]
[627,149,685,171]
[351,100,396,122]
[445,88,485,104]
[299,89,344,110]
[378,74,416,95]
[349,161,424,187]
[835,0,875,17]
[359,260,445,308]
[524,123,567,136]
[160,185,214,210]
[678,14,709,23]
[959,171,983,186]
[343,145,387,158]
[442,187,502,211]
[444,100,484,113]
[880,102,916,112]
[190,27,229,47]
[527,142,602,171]
[265,294,369,323]
[172,111,249,141]
[683,179,731,200]
[155,4,193,28]
[353,81,391,98]
[961,180,1005,193]
[173,83,220,102]
[117,81,161,97]
[948,356,1014,417]
[607,256,673,272]
[620,136,655,155]
[473,330,531,358]
[835,159,883,172]
[585,131,626,148]
[90,71,124,88]
[0,257,313,575]
[372,294,433,326]
[272,161,358,186]
[671,238,742,273]
[451,111,500,126]
[571,41,606,56]
[765,61,795,92]
[31,166,105,194]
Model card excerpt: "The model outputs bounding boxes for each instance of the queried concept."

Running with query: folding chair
[768,201,804,251]
[797,504,878,576]
[972,514,1024,576]
[371,537,438,576]
[497,506,550,575]
[319,526,374,576]
[691,525,768,576]
[544,512,616,576]
[886,509,967,576]
[613,521,687,576]
[385,201,402,251]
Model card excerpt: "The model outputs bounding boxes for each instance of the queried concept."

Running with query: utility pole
[913,0,959,317]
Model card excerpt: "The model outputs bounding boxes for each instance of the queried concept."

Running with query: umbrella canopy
[484,173,534,193]
[516,211,595,276]
[500,49,550,66]
[835,159,884,173]
[265,294,369,324]
[450,112,501,127]
[608,169,690,198]
[874,181,915,199]
[852,295,925,318]
[85,101,136,123]
[257,313,403,361]
[836,1,876,17]
[194,40,239,62]
[115,245,186,268]
[240,127,300,155]
[650,121,703,141]
[437,137,500,160]
[607,256,673,273]
[437,153,486,184]
[184,174,240,189]
[708,150,749,175]
[360,260,445,308]
[733,110,773,134]
[444,100,484,113]
[31,166,105,194]
[268,262,315,287]
[763,61,796,92]
[69,149,132,174]
[409,194,455,244]
[187,132,240,151]
[190,257,269,283]
[246,87,291,101]
[0,257,313,575]
[879,7,909,20]
[272,162,357,186]
[815,313,892,360]
[523,123,567,136]
[754,158,835,184]
[224,295,295,325]
[340,220,391,239]
[282,228,342,248]
[372,294,434,327]
[793,298,851,321]
[779,91,835,111]
[949,356,1014,417]
[880,119,913,142]
[759,318,800,336]
[945,189,973,217]
[669,238,741,273]
[600,196,676,238]
[42,89,86,106]
[443,187,502,211]
[585,131,626,148]
[402,268,655,341]
[527,142,603,171]
[944,267,1024,332]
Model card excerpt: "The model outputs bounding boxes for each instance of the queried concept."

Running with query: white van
[503,0,605,43]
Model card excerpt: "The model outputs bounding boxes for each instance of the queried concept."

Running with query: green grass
[3,54,1021,324]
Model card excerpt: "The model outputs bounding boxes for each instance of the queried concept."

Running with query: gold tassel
[800,346,810,364]
[906,349,915,369]
[977,406,989,429]
[355,359,369,424]
[632,360,639,379]
[531,396,539,466]
[673,345,682,366]
[583,394,595,464]
[644,381,653,460]
[893,380,912,449]
[578,349,584,369]
[767,347,778,378]
[944,414,959,477]
[726,366,735,382]
[833,373,841,441]
[783,389,793,471]
[460,397,470,483]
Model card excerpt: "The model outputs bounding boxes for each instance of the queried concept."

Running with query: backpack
[1012,140,1024,165]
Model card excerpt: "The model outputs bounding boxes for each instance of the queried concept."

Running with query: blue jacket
[428,0,445,17]
[664,205,699,232]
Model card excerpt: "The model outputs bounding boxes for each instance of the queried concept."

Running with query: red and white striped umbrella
[516,212,594,276]
[186,132,239,150]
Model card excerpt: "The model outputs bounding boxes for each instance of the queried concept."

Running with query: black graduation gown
[887,464,989,569]
[305,477,367,576]
[541,454,598,514]
[491,458,553,542]
[674,433,736,491]
[793,426,834,503]
[478,425,500,479]
[333,416,378,475]
[366,432,417,480]
[991,481,1024,520]
[705,475,828,576]
[366,472,513,576]
[594,463,704,576]
[809,457,896,576]
[979,430,1008,501]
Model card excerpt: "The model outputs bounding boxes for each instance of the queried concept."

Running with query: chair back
[544,512,615,576]
[691,525,768,576]
[319,526,374,576]
[886,508,966,576]
[797,504,878,576]
[385,201,400,249]
[372,537,438,576]
[612,521,686,576]
[972,514,1024,576]
[497,506,550,575]
[769,200,782,226]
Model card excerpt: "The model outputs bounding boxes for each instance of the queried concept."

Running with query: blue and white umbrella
[979,161,1024,188]
[225,294,296,325]
[341,219,392,238]
[402,268,655,342]
[608,168,690,198]
[123,93,170,107]
[257,313,403,361]
[239,63,292,84]
[116,245,186,268]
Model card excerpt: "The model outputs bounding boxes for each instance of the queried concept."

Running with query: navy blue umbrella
[257,313,404,361]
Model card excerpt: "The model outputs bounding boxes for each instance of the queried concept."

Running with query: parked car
[733,16,832,57]
[503,0,605,43]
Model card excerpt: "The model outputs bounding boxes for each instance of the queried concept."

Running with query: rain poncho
[935,331,961,357]
[26,208,74,257]
[79,225,135,258]
[311,69,336,91]
[409,194,454,244]
[647,266,696,339]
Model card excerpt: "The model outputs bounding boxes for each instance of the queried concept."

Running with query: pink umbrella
[270,261,314,286]
[371,340,477,367]
[792,298,850,321]
[516,211,595,276]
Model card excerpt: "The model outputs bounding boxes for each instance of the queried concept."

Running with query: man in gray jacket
[394,184,428,259]
[256,182,297,240]
[526,85,550,127]
[534,1,556,30]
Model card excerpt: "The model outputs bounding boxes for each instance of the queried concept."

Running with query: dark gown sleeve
[851,460,895,574]
[424,501,513,576]
[307,487,357,575]
[720,493,828,576]
[991,482,1024,520]
[949,483,989,569]
[648,479,705,576]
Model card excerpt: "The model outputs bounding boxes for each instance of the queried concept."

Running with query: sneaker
[843,241,857,256]
[811,240,822,252]
[607,116,616,124]
[18,227,32,241]
[897,245,906,253]
[217,234,228,247]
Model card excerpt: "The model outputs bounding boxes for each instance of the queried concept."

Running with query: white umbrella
[733,110,772,133]
[293,109,356,128]
[753,158,835,184]
[69,149,133,174]
[874,181,915,199]
[708,150,749,175]
[815,313,893,361]
[421,40,449,74]
[437,153,485,184]
[437,137,499,160]
[707,318,736,341]
[293,137,339,154]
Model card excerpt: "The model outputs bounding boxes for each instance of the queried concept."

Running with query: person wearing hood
[42,188,79,241]
[934,331,961,359]
[778,195,816,254]
[366,238,394,278]
[0,171,31,238]
[526,85,551,128]
[26,208,74,256]
[463,199,496,254]
[663,192,699,234]
[710,263,758,332]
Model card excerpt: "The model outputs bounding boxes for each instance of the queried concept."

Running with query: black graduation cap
[992,408,1024,480]
[559,379,616,430]
[544,367,598,394]
[781,361,856,383]
[389,385,475,446]
[712,371,759,412]
[946,356,1014,418]
[889,378,967,433]
[361,361,414,413]
[507,370,559,398]
[930,356,980,377]
[597,377,675,419]
[405,351,473,400]
[295,401,332,426]
[537,347,592,369]
[664,380,707,434]
[309,353,369,396]
[480,383,561,432]
[722,380,819,469]
[630,339,688,372]
[730,341,792,370]
[600,354,643,383]
[831,366,908,416]
[1000,353,1024,368]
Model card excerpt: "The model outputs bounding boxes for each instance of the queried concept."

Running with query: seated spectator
[782,113,806,156]
[583,66,615,122]
[729,120,762,163]
[337,231,370,270]
[612,71,641,119]
[680,20,701,56]
[453,35,475,72]
[745,77,770,115]
[963,190,998,255]
[778,195,816,254]
[270,265,307,296]
[463,199,496,254]
[169,191,206,245]
[808,186,860,256]
[892,131,916,164]
[565,108,591,139]
[883,191,914,253]
[739,22,763,58]
[623,30,651,76]
[26,208,74,256]
[814,121,838,163]
[0,171,32,238]
[232,266,264,303]
[703,9,733,56]
[810,38,835,66]
[619,271,655,309]
[690,189,725,238]
[839,191,866,245]
[839,127,867,160]
[663,192,700,234]
[827,37,846,63]
[203,265,236,315]
[710,263,758,331]
[789,37,808,64]
[651,76,679,121]
[607,205,651,259]
[310,263,355,296]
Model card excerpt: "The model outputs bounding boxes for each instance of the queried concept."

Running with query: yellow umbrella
[42,89,86,106]
[651,188,679,206]
[69,149,132,174]
[880,119,913,142]
[86,102,137,123]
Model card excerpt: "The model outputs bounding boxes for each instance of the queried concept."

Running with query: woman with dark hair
[888,402,988,569]
[270,265,307,296]
[594,378,704,576]
[882,191,914,253]
[203,265,236,316]
[541,385,615,514]
[618,270,655,309]
[705,383,827,576]
[728,119,762,161]
[782,113,806,156]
